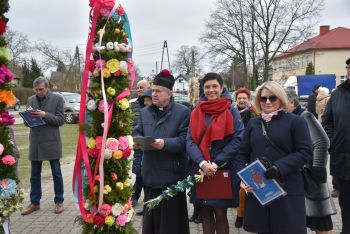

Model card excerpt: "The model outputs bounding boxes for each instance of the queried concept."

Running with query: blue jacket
[186,91,245,207]
[134,100,190,188]
[236,111,313,233]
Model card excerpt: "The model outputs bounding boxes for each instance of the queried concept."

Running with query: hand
[150,139,165,150]
[311,166,327,183]
[240,181,253,193]
[261,156,272,169]
[29,110,46,119]
[201,161,217,177]
[264,165,280,179]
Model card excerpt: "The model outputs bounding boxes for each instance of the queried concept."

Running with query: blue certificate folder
[237,159,287,206]
[19,111,46,127]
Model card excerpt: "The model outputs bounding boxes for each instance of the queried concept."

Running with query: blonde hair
[254,81,289,113]
[188,76,201,107]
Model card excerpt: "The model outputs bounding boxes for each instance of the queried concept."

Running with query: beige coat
[316,88,330,122]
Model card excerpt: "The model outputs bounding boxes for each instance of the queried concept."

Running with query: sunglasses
[260,95,278,103]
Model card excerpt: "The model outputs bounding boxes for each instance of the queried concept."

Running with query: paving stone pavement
[8,159,342,234]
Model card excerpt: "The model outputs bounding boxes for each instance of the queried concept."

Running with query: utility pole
[155,61,158,75]
[160,40,171,71]
[191,50,195,77]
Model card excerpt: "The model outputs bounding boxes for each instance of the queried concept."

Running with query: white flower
[112,203,124,216]
[106,42,114,50]
[126,208,134,222]
[119,61,128,72]
[104,148,113,159]
[113,42,120,51]
[127,135,133,148]
[87,99,97,111]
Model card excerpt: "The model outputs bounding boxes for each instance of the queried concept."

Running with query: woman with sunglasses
[186,73,244,234]
[236,81,313,234]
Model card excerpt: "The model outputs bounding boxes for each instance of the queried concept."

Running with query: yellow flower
[121,70,129,76]
[123,178,130,187]
[104,185,112,194]
[87,138,96,149]
[102,68,111,78]
[94,185,99,193]
[118,98,129,111]
[106,59,120,73]
[105,215,115,227]
[115,28,120,34]
[107,87,116,96]
[112,150,123,160]
[116,182,124,190]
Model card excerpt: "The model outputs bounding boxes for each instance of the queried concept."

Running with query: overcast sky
[7,0,350,77]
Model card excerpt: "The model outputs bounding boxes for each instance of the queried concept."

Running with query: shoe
[235,216,244,228]
[194,214,202,224]
[54,203,64,214]
[136,209,144,216]
[331,189,339,198]
[21,204,40,215]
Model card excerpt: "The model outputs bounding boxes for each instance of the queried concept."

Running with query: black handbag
[260,120,319,197]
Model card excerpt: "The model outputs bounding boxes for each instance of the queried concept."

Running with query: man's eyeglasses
[345,66,350,70]
[259,95,278,103]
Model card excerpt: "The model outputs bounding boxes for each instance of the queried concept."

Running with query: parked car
[9,97,21,111]
[53,91,81,124]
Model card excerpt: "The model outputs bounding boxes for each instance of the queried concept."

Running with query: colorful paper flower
[107,87,116,96]
[87,99,97,111]
[100,203,112,216]
[112,150,123,160]
[102,68,111,78]
[0,19,7,36]
[92,69,100,77]
[95,59,106,70]
[95,136,103,149]
[1,155,16,166]
[104,148,113,159]
[123,147,132,158]
[106,138,119,151]
[119,61,128,72]
[123,179,131,187]
[93,214,105,227]
[0,111,15,125]
[105,215,115,227]
[116,182,124,190]
[112,203,124,216]
[118,98,129,111]
[0,47,11,62]
[87,138,96,149]
[0,64,13,84]
[106,59,120,73]
[100,8,110,17]
[88,60,96,72]
[0,143,3,155]
[116,214,128,227]
[0,90,16,107]
[0,178,17,199]
[98,100,110,112]
[87,148,99,158]
[126,208,134,222]
[111,173,118,181]
[117,5,125,16]
[118,136,129,150]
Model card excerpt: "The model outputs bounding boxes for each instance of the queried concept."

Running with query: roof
[273,27,350,60]
[175,74,191,81]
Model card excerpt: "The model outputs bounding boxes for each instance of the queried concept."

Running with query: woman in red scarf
[186,73,244,234]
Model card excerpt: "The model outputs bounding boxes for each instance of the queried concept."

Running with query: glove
[264,165,280,180]
[311,166,327,183]
[261,157,272,169]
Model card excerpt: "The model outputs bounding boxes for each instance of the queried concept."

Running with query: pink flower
[100,8,110,17]
[118,136,129,150]
[111,173,118,181]
[98,100,110,113]
[0,64,13,84]
[95,136,103,149]
[116,214,128,227]
[100,0,116,9]
[95,59,106,70]
[100,204,112,216]
[117,5,124,16]
[1,155,16,166]
[122,147,132,158]
[106,138,119,151]
[87,148,99,158]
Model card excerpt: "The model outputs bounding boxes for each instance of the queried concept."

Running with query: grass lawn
[13,123,79,187]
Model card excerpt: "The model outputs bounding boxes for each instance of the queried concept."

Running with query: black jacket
[134,100,190,188]
[307,92,317,118]
[322,80,350,180]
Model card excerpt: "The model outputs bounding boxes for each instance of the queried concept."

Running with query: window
[340,75,347,83]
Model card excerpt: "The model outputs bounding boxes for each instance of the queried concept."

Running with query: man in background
[21,77,65,215]
[307,84,320,118]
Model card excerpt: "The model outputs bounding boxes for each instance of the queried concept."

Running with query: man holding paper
[21,77,65,215]
[134,69,190,234]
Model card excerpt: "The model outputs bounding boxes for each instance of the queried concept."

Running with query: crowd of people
[18,58,350,234]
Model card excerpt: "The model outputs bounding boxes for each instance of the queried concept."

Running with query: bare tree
[5,29,31,70]
[173,45,203,75]
[200,0,324,85]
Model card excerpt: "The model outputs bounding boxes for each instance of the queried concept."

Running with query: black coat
[307,92,318,118]
[134,100,190,188]
[236,111,313,233]
[322,81,350,180]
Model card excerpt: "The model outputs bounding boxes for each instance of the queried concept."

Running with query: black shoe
[235,216,243,228]
[194,214,202,224]
[136,209,144,216]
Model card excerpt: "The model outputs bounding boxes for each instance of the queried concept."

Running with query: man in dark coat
[134,69,190,234]
[21,77,65,215]
[322,58,350,234]
[307,84,320,118]
[131,79,150,213]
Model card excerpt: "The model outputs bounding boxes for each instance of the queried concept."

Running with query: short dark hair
[201,73,223,87]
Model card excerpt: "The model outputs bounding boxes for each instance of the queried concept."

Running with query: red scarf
[190,98,234,161]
